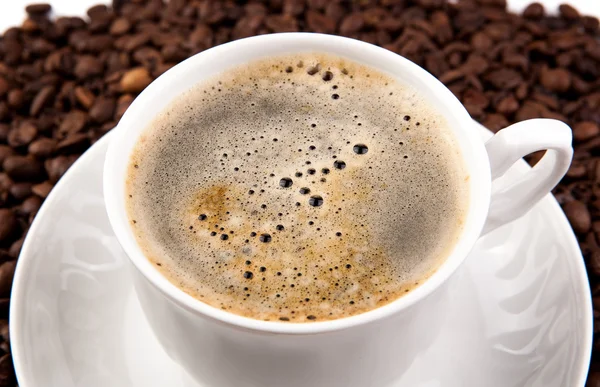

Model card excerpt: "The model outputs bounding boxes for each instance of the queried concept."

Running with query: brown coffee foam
[126,53,468,322]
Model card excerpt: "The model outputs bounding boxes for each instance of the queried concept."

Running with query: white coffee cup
[103,33,573,387]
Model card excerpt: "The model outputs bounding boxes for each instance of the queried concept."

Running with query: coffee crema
[126,53,469,322]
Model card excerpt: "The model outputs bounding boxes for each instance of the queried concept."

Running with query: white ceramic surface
[102,32,572,387]
[10,125,592,387]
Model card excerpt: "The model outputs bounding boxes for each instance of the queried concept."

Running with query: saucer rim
[9,124,593,386]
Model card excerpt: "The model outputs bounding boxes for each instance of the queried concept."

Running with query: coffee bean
[9,183,32,202]
[0,319,8,345]
[19,196,41,217]
[56,133,90,154]
[306,11,336,34]
[8,239,22,259]
[0,261,16,298]
[58,110,87,137]
[567,162,587,179]
[540,67,571,93]
[0,125,9,143]
[120,67,153,93]
[44,156,76,183]
[582,16,600,33]
[29,86,54,117]
[340,13,364,35]
[564,200,591,234]
[0,354,15,386]
[522,3,544,19]
[8,122,38,148]
[463,89,489,116]
[265,15,298,32]
[109,18,131,36]
[3,156,44,182]
[574,122,600,142]
[558,4,580,21]
[123,33,152,52]
[590,251,600,277]
[21,18,40,34]
[485,68,523,90]
[0,79,9,100]
[0,251,9,267]
[25,3,51,16]
[73,87,96,109]
[74,56,104,80]
[0,209,16,244]
[0,147,15,167]
[31,181,53,198]
[0,174,12,193]
[115,94,134,121]
[471,32,493,52]
[7,89,24,109]
[89,97,116,123]
[496,95,519,115]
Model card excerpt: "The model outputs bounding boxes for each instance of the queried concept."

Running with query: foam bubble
[125,53,468,322]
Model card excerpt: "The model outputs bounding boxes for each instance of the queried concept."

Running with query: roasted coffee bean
[485,68,523,90]
[19,196,42,217]
[58,110,87,137]
[496,94,519,115]
[523,3,544,20]
[540,67,572,93]
[0,103,9,122]
[31,181,53,198]
[74,56,104,79]
[7,122,37,148]
[0,261,16,298]
[0,125,9,143]
[574,122,600,142]
[8,239,22,259]
[0,210,16,243]
[73,87,95,109]
[89,97,116,123]
[306,11,336,34]
[9,183,32,201]
[0,147,15,167]
[567,162,586,179]
[0,174,12,193]
[29,86,54,117]
[25,3,51,16]
[6,90,24,109]
[564,200,592,234]
[120,67,153,93]
[115,94,134,121]
[44,156,76,183]
[559,4,579,21]
[3,156,44,182]
[590,251,600,277]
[0,354,15,386]
[56,133,90,154]
[0,319,8,345]
[109,18,131,36]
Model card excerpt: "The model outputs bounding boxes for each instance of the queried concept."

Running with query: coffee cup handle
[482,118,573,235]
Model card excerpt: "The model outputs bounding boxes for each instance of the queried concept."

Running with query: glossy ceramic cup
[104,33,573,387]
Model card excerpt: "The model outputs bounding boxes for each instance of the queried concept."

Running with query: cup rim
[104,32,491,334]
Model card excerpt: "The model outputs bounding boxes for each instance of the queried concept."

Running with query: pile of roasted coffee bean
[0,0,598,385]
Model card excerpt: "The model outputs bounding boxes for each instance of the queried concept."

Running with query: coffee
[126,53,468,322]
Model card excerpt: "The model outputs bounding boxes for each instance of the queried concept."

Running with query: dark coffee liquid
[126,53,468,322]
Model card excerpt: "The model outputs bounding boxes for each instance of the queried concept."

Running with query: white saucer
[10,124,593,387]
